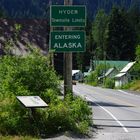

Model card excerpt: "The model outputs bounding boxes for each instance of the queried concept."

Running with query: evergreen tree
[105,7,136,60]
[92,9,108,60]
[76,19,93,72]
[0,6,6,18]
[128,1,140,45]
[133,45,140,79]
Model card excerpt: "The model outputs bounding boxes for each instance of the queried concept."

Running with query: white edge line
[73,89,128,133]
[86,96,129,133]
[73,91,129,133]
[118,90,140,97]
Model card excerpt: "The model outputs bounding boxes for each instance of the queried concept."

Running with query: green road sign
[50,31,85,52]
[50,5,86,27]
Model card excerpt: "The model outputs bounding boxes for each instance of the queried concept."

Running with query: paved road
[73,83,140,140]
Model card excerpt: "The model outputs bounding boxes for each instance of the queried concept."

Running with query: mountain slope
[0,0,139,19]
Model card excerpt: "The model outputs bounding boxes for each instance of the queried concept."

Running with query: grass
[129,80,140,92]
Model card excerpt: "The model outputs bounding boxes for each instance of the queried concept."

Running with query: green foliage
[136,45,140,61]
[129,80,140,91]
[0,51,60,136]
[133,45,140,79]
[128,1,140,45]
[0,51,92,136]
[0,93,92,136]
[85,64,110,86]
[35,94,92,136]
[76,5,139,71]
[92,9,108,59]
[0,94,38,135]
[0,6,6,18]
[85,71,98,86]
[105,7,136,60]
[76,19,93,72]
[104,78,115,89]
[0,52,60,96]
[121,84,130,89]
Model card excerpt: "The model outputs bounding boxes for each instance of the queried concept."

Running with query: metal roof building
[115,62,136,87]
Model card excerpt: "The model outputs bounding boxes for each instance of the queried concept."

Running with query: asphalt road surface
[73,83,140,140]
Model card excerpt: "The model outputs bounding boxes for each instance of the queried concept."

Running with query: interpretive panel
[16,96,48,108]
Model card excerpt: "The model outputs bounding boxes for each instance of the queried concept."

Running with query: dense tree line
[76,5,140,72]
[0,1,140,75]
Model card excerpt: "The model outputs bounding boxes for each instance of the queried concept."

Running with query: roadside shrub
[120,80,140,90]
[0,96,38,136]
[0,51,92,137]
[121,83,132,89]
[67,95,92,134]
[0,50,60,136]
[85,71,98,86]
[0,52,60,96]
[40,94,92,136]
[129,80,140,91]
[0,94,92,136]
[85,64,111,86]
[104,78,115,89]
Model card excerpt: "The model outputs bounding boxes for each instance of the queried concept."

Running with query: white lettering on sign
[52,18,70,23]
[72,18,85,23]
[54,43,82,49]
[59,10,78,15]
[55,35,80,40]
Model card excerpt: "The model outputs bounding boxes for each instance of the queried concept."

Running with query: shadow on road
[87,101,134,107]
[95,124,140,129]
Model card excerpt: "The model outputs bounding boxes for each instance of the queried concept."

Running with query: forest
[0,1,140,138]
[0,0,140,75]
[55,3,140,76]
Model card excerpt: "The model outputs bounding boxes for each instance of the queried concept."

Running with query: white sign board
[17,96,48,108]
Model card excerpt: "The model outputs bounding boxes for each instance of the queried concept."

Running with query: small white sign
[17,96,48,108]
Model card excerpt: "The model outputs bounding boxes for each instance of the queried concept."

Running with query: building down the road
[115,61,136,87]
[93,60,129,71]
[98,67,118,81]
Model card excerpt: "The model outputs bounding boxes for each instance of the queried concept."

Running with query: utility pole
[50,26,54,67]
[64,0,73,96]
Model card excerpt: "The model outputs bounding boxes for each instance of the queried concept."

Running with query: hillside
[0,19,49,55]
[0,0,139,19]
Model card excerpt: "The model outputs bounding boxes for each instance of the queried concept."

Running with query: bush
[85,63,111,86]
[0,51,92,137]
[0,94,38,135]
[0,94,92,136]
[0,52,60,96]
[85,71,98,86]
[104,78,115,89]
[41,94,92,136]
[129,80,140,91]
[121,80,140,91]
[0,51,59,136]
